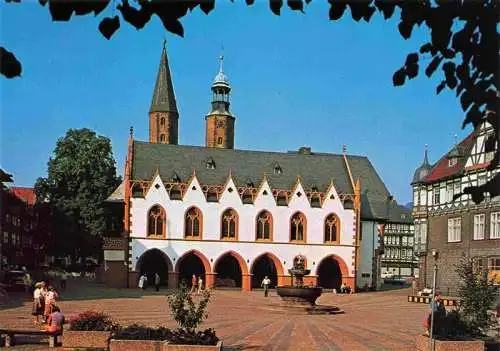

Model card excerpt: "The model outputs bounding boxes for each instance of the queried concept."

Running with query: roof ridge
[135,140,370,158]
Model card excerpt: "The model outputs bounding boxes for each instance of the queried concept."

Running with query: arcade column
[242,274,252,292]
[168,271,179,289]
[205,273,217,289]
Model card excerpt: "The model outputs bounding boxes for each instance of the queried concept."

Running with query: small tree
[167,288,211,333]
[455,256,497,336]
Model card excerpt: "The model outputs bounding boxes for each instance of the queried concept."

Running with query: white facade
[128,173,356,288]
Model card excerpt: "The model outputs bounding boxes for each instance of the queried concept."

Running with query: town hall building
[102,43,405,292]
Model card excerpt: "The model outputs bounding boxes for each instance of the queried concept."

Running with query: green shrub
[68,311,116,331]
[167,288,211,333]
[455,257,497,337]
[112,324,219,345]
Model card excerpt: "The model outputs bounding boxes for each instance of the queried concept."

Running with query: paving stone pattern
[1,287,427,350]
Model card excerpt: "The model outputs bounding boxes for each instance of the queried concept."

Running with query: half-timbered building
[412,121,500,295]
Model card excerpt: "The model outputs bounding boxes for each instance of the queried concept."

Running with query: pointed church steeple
[150,41,177,113]
[149,40,179,144]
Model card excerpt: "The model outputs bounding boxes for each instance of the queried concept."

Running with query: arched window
[160,117,165,126]
[148,205,165,237]
[160,134,166,142]
[290,212,306,242]
[185,207,202,238]
[256,211,272,240]
[324,213,340,244]
[221,209,238,239]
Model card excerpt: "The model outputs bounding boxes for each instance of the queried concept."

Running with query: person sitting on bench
[41,306,64,333]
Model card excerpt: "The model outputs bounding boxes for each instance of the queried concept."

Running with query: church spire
[423,144,429,166]
[149,40,179,145]
[150,40,178,113]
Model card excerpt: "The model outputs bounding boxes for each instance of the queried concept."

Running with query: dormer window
[206,157,216,170]
[448,158,457,167]
[273,163,282,175]
[246,178,254,188]
[170,172,181,183]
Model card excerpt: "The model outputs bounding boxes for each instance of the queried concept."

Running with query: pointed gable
[288,179,310,208]
[424,132,475,184]
[150,43,178,113]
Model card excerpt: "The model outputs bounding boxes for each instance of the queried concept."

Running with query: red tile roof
[10,187,37,205]
[423,132,476,184]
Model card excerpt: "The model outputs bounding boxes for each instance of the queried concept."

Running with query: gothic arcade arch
[250,252,284,289]
[135,248,173,286]
[315,254,349,290]
[213,250,248,288]
[174,250,211,288]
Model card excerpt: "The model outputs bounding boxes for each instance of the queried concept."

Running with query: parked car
[3,270,27,291]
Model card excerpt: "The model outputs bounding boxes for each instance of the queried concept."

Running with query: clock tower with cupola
[205,56,236,149]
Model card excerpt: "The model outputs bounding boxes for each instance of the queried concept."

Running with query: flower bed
[63,330,112,349]
[415,335,484,351]
[63,310,116,349]
[109,324,221,351]
[109,339,223,351]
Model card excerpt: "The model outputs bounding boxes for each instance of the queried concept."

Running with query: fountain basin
[276,286,322,306]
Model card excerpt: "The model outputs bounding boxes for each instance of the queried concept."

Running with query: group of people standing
[190,274,204,294]
[138,272,161,291]
[31,282,65,333]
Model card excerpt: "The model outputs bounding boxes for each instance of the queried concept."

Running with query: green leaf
[0,47,22,78]
[99,16,120,40]
[200,0,215,14]
[328,1,346,20]
[287,0,304,12]
[405,52,419,65]
[375,0,396,20]
[419,43,433,54]
[398,21,413,40]
[270,0,283,15]
[392,68,406,86]
[425,55,443,77]
[406,63,419,79]
[436,80,446,94]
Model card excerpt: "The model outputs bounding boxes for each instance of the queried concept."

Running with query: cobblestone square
[1,284,426,350]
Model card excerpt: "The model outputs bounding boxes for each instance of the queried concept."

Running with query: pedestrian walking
[60,271,68,290]
[190,274,197,294]
[198,276,203,295]
[154,273,160,292]
[138,274,148,290]
[23,272,32,294]
[261,276,271,297]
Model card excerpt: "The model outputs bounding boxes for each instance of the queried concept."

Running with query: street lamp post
[429,249,439,351]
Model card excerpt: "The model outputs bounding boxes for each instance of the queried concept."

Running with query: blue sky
[1,1,471,204]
